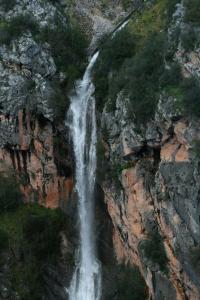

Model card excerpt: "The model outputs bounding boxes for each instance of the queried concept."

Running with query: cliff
[0,0,200,299]
[96,1,200,299]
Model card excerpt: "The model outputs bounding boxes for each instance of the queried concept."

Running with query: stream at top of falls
[66,19,130,300]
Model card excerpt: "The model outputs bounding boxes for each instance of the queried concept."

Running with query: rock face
[1,0,200,299]
[0,0,74,208]
[65,0,134,51]
[0,112,73,208]
[100,49,200,299]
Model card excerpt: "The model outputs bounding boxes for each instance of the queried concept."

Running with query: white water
[67,51,101,300]
[67,19,130,300]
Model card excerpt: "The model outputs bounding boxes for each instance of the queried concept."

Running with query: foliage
[0,0,16,12]
[180,0,200,51]
[165,0,180,22]
[161,61,200,119]
[39,16,88,119]
[93,27,137,111]
[121,0,132,10]
[93,0,172,122]
[129,1,167,48]
[142,229,168,272]
[0,15,39,46]
[160,62,182,87]
[184,0,200,26]
[107,264,147,300]
[40,16,87,82]
[181,27,200,51]
[0,12,87,121]
[0,229,8,253]
[0,173,22,213]
[0,204,67,299]
[181,77,200,118]
[49,81,69,120]
[122,33,165,124]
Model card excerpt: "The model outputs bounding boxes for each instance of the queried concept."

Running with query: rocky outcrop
[0,111,73,208]
[65,0,136,51]
[100,48,200,299]
[0,0,74,208]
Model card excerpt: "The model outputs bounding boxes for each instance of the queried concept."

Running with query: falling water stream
[67,19,130,300]
[67,51,101,300]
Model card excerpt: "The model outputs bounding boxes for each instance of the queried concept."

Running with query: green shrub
[121,0,132,10]
[112,264,147,300]
[142,229,168,272]
[0,15,39,45]
[181,77,200,118]
[165,0,180,22]
[40,17,88,117]
[93,27,137,111]
[184,0,200,26]
[49,81,69,120]
[0,0,16,12]
[117,33,165,124]
[181,27,199,51]
[22,207,64,262]
[160,61,200,119]
[0,229,8,253]
[0,173,22,213]
[0,204,67,299]
[160,62,182,88]
[40,16,87,81]
[181,0,200,50]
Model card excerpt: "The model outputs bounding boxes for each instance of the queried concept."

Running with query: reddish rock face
[102,118,200,300]
[0,110,73,208]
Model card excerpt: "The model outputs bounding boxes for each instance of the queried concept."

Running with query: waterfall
[67,19,130,300]
[67,51,101,300]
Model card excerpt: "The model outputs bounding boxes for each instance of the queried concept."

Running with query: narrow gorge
[0,0,200,300]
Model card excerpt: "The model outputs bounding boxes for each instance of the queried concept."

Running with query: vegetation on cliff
[93,0,175,122]
[94,0,200,123]
[0,0,88,122]
[114,265,147,300]
[141,228,168,273]
[0,173,72,299]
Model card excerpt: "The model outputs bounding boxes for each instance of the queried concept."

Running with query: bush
[0,173,22,213]
[142,229,168,272]
[112,264,147,300]
[93,27,137,111]
[0,229,8,253]
[22,207,64,262]
[181,0,200,50]
[0,15,39,45]
[160,62,182,87]
[0,204,67,299]
[49,81,69,120]
[181,77,200,118]
[184,0,200,26]
[117,33,165,124]
[160,60,200,119]
[166,0,180,22]
[181,27,199,51]
[0,0,16,12]
[40,16,87,82]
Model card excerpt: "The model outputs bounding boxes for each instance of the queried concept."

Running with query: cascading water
[67,51,101,300]
[67,19,130,300]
